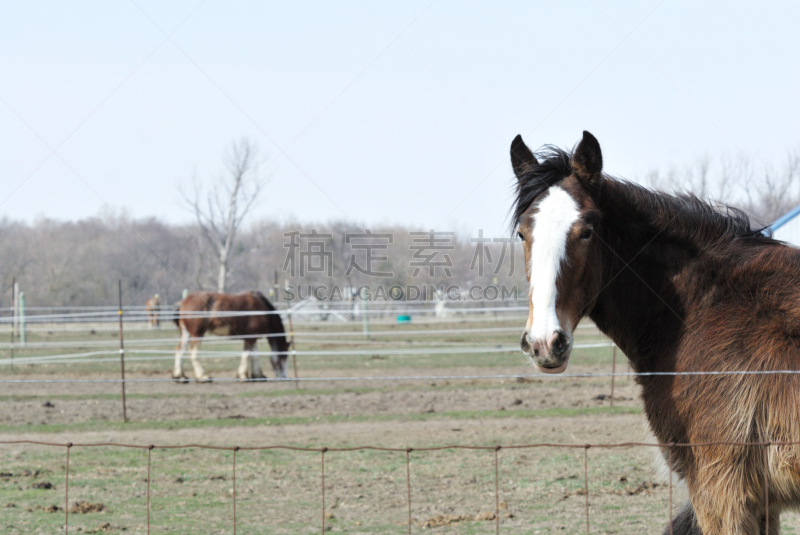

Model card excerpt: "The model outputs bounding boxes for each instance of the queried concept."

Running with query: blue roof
[770,204,800,232]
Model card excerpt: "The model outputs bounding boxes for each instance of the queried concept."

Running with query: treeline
[643,150,800,226]
[4,148,798,308]
[0,216,527,307]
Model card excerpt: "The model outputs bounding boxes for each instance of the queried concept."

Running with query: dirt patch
[618,481,661,495]
[85,523,117,533]
[31,504,61,513]
[69,500,109,514]
[420,511,502,527]
[2,411,647,449]
[0,371,640,427]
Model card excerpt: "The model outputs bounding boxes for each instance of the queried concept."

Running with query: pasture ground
[1,314,797,533]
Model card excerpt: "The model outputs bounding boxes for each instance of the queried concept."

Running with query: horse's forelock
[511,146,573,231]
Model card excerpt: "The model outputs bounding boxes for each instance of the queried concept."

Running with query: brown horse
[511,131,800,534]
[173,291,290,382]
[145,294,160,328]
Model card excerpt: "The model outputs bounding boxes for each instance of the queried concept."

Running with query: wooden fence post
[118,279,127,422]
[288,312,299,388]
[361,288,369,339]
[18,292,25,347]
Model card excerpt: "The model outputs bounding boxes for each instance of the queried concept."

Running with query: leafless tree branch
[180,139,265,291]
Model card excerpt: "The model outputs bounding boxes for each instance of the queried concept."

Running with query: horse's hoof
[172,374,189,383]
[195,375,212,383]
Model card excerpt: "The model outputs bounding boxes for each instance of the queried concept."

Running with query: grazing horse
[145,294,160,328]
[172,291,290,382]
[511,131,800,534]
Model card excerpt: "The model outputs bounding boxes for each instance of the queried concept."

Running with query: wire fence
[0,342,619,367]
[0,302,792,533]
[0,301,625,422]
[0,302,530,325]
[0,438,781,535]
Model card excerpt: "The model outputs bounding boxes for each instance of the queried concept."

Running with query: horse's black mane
[252,291,276,311]
[613,179,769,243]
[512,146,769,243]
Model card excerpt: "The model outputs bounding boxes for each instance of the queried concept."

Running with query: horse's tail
[663,503,700,535]
[172,302,182,328]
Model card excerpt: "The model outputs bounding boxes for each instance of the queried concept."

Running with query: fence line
[0,325,590,349]
[0,299,529,313]
[0,438,785,534]
[0,324,601,350]
[0,304,530,324]
[0,341,615,367]
[5,369,800,384]
[14,314,533,333]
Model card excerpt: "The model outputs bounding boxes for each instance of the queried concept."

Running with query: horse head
[511,131,604,373]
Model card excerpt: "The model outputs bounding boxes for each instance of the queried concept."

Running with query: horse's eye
[580,228,593,240]
[517,231,525,241]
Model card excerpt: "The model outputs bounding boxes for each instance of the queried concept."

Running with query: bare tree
[643,156,733,202]
[181,139,263,292]
[738,152,800,225]
[641,148,800,228]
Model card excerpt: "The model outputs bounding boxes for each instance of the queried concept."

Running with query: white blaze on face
[528,186,580,345]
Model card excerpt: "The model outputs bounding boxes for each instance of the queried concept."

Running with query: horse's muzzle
[520,329,571,374]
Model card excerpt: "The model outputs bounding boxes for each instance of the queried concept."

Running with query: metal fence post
[9,277,14,368]
[13,280,19,337]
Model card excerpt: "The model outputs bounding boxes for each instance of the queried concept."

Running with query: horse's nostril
[533,349,539,357]
[552,331,569,355]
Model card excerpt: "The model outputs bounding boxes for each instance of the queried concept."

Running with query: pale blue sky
[2,1,799,236]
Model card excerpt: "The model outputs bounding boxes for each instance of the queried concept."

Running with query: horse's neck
[588,198,698,372]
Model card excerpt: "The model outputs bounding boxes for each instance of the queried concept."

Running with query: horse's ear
[510,135,538,181]
[573,131,603,185]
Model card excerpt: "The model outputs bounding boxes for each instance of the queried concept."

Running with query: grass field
[2,313,798,534]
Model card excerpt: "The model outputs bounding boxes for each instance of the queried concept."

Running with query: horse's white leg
[189,339,210,382]
[237,348,250,380]
[251,341,265,379]
[173,327,190,381]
